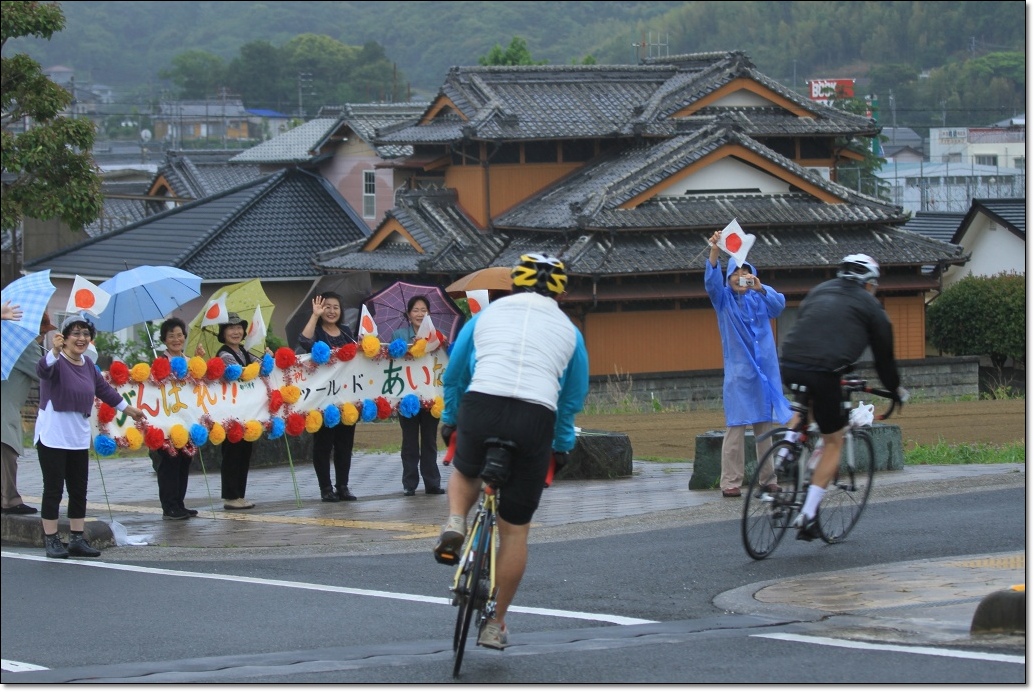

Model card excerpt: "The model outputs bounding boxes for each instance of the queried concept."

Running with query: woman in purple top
[35,312,147,559]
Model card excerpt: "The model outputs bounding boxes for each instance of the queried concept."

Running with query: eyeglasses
[67,330,92,339]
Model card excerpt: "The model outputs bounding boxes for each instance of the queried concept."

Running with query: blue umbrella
[1,270,56,380]
[94,266,203,333]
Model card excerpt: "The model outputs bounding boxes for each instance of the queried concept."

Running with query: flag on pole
[243,304,267,353]
[415,313,442,352]
[357,304,378,338]
[66,276,111,316]
[200,294,229,327]
[465,289,489,315]
[716,218,756,268]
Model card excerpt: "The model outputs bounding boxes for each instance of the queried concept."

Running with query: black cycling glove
[441,424,456,447]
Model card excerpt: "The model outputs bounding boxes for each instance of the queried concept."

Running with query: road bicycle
[741,375,899,560]
[437,434,557,678]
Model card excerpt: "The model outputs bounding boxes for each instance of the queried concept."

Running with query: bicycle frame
[450,486,499,615]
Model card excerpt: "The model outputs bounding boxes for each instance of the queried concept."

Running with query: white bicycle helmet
[837,253,880,284]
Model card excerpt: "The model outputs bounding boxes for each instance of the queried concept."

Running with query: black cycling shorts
[452,391,556,526]
[780,366,847,435]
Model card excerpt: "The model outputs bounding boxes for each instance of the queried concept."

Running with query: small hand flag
[357,304,378,338]
[66,276,111,316]
[465,289,489,315]
[415,313,441,352]
[716,218,756,268]
[200,294,229,327]
[243,304,267,354]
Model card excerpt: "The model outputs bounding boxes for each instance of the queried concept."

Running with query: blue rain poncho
[705,258,791,427]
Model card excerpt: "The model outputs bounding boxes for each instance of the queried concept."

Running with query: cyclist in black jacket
[779,254,908,540]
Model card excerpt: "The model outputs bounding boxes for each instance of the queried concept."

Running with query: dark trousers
[37,442,89,521]
[220,440,253,500]
[152,448,192,513]
[399,409,441,491]
[312,423,356,490]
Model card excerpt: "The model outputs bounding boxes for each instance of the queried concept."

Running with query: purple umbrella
[365,281,465,344]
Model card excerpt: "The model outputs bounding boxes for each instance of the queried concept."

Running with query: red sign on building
[807,78,855,104]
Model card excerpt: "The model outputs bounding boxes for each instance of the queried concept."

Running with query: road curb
[1,514,115,550]
[970,587,1026,634]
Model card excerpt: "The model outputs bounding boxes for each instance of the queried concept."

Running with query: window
[363,170,376,219]
[1014,157,1025,169]
[942,153,961,163]
[974,154,998,167]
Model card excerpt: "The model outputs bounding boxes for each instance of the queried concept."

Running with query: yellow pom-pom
[409,338,427,359]
[362,334,381,358]
[241,362,261,381]
[125,427,143,450]
[188,356,207,379]
[130,363,151,383]
[169,424,189,449]
[305,410,323,434]
[209,422,226,445]
[430,397,444,418]
[341,402,359,426]
[280,385,301,405]
[243,420,263,442]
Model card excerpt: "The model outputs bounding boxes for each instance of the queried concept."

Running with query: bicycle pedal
[434,551,460,566]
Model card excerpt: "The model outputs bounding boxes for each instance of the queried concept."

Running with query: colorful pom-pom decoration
[209,422,226,445]
[268,417,286,440]
[151,357,171,381]
[375,396,392,420]
[97,402,116,424]
[260,353,274,377]
[169,356,188,380]
[223,363,243,382]
[145,426,166,451]
[361,399,378,422]
[305,409,323,434]
[361,334,381,358]
[398,393,421,418]
[94,434,117,457]
[388,338,408,359]
[205,357,226,380]
[243,420,263,442]
[280,385,301,405]
[241,362,260,381]
[188,356,207,379]
[286,412,306,436]
[409,338,427,359]
[130,362,151,383]
[342,402,359,426]
[430,395,445,419]
[268,390,284,414]
[337,343,357,361]
[311,341,331,364]
[225,420,244,443]
[109,361,130,386]
[169,424,189,449]
[189,423,208,447]
[275,347,296,370]
[125,427,144,450]
[323,403,341,428]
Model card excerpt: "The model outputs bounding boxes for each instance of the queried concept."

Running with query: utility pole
[297,72,312,119]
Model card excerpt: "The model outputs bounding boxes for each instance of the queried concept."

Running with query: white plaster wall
[657,157,791,196]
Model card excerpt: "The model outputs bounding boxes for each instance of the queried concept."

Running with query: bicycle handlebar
[841,378,899,420]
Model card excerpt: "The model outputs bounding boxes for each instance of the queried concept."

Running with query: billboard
[807,78,855,104]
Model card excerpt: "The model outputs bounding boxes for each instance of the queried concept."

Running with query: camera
[738,276,754,287]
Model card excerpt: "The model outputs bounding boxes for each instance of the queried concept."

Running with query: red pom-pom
[268,390,284,414]
[205,357,226,380]
[375,396,392,420]
[145,426,166,451]
[97,403,117,424]
[151,357,171,381]
[109,361,129,386]
[275,347,296,369]
[337,343,358,361]
[285,412,306,436]
[225,420,244,443]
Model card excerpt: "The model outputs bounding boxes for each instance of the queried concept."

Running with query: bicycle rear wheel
[818,428,875,543]
[453,512,491,678]
[741,440,801,560]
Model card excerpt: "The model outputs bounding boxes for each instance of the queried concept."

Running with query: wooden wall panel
[883,295,926,360]
[583,309,723,376]
[487,164,581,217]
[444,167,486,226]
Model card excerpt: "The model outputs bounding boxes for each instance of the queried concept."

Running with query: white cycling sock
[800,484,825,520]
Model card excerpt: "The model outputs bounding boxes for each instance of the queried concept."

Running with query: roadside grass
[904,440,1025,465]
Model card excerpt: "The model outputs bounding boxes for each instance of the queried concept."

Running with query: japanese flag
[357,304,378,338]
[243,304,267,354]
[415,313,441,352]
[716,218,756,268]
[200,294,229,327]
[66,276,111,316]
[465,289,489,315]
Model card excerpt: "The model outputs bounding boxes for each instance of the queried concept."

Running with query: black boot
[44,532,69,559]
[335,485,357,501]
[321,487,340,502]
[68,532,101,557]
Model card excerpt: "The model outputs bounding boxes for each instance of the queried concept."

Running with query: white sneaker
[433,515,466,564]
[477,620,508,650]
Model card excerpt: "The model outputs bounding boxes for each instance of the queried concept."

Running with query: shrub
[926,272,1025,370]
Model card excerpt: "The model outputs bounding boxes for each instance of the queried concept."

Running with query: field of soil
[353,398,1026,461]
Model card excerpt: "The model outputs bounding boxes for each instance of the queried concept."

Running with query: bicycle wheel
[818,429,875,543]
[453,512,491,678]
[741,440,801,560]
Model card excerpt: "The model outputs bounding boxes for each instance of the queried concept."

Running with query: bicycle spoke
[819,429,875,543]
[742,440,800,560]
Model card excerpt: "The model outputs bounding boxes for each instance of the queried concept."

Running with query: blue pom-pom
[189,423,209,447]
[388,338,408,359]
[311,341,331,364]
[323,404,341,428]
[399,393,421,418]
[260,353,274,376]
[361,399,378,422]
[94,434,117,457]
[169,356,188,379]
[223,363,243,382]
[268,417,286,440]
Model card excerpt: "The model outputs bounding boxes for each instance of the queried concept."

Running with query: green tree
[825,93,889,201]
[227,40,288,110]
[926,272,1025,371]
[478,36,547,66]
[159,49,227,99]
[1,1,102,233]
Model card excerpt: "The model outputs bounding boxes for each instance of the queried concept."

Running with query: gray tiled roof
[158,150,264,199]
[230,119,343,164]
[25,169,370,281]
[319,103,427,158]
[962,198,1026,239]
[903,212,966,244]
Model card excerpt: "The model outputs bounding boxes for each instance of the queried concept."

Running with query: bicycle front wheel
[818,428,875,543]
[453,514,491,678]
[741,440,801,560]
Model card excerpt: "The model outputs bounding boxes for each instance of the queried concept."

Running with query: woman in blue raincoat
[705,230,791,498]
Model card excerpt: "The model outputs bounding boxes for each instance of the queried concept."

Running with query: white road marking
[1,659,48,672]
[1,551,655,626]
[753,633,1025,664]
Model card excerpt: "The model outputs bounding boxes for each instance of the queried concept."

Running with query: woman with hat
[35,311,148,559]
[216,311,262,509]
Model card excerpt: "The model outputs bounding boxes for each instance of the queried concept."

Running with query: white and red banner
[66,276,111,316]
[716,218,756,268]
